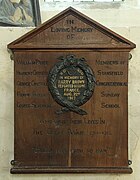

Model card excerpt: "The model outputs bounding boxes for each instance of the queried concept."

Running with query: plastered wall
[0,0,140,179]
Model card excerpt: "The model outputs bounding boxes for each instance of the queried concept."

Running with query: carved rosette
[48,55,95,115]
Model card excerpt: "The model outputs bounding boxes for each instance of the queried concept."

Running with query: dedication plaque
[8,7,136,174]
[48,54,95,115]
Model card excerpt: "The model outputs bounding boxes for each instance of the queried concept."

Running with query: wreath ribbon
[48,55,95,116]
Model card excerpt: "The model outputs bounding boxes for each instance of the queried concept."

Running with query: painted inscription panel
[27,15,118,46]
[14,51,128,168]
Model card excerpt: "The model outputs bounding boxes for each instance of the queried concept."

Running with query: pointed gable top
[8,7,136,50]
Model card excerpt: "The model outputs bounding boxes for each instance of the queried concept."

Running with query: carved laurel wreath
[48,55,95,115]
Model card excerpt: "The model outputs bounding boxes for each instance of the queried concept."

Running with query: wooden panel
[25,15,116,46]
[11,50,132,173]
[8,7,136,49]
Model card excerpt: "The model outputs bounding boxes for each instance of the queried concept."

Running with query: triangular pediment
[8,7,136,49]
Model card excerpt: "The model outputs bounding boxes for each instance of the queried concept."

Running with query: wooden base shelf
[11,167,133,174]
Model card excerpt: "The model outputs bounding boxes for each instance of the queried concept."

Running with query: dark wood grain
[8,7,135,174]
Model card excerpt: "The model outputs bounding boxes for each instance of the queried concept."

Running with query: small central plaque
[48,54,95,115]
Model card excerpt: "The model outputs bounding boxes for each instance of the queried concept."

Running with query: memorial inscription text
[57,67,86,101]
[15,53,127,159]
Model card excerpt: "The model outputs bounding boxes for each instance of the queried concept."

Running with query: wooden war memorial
[8,7,136,173]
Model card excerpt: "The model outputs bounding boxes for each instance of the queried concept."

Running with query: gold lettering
[72,80,85,84]
[57,68,86,101]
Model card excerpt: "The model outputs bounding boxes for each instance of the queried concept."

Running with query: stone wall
[0,0,140,179]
